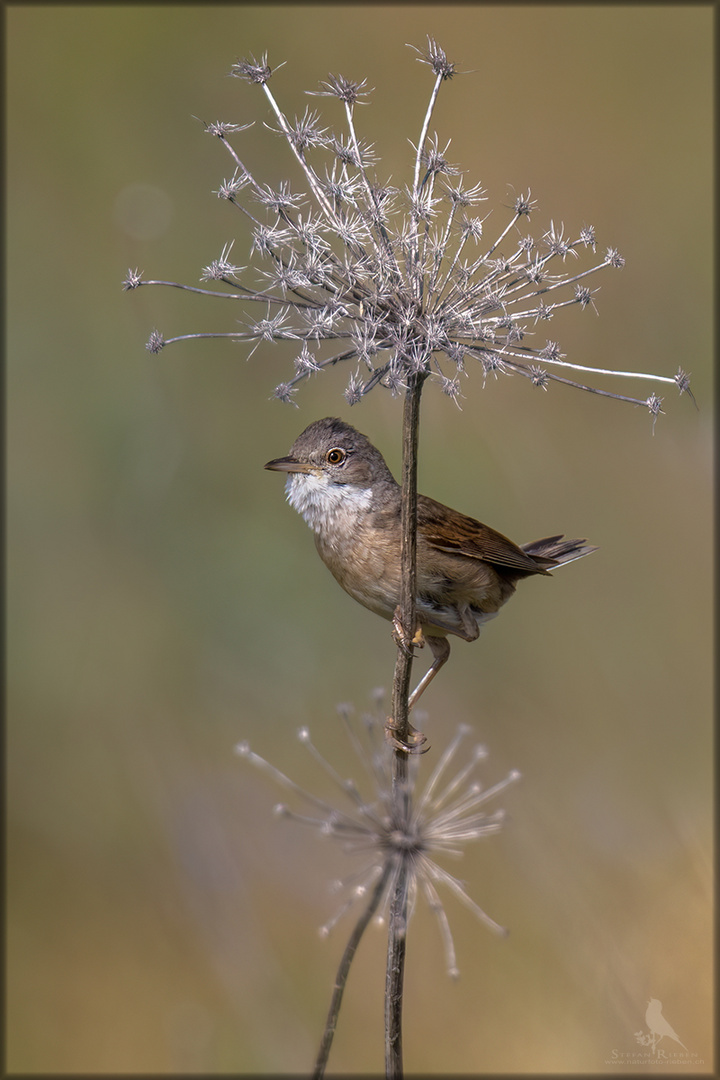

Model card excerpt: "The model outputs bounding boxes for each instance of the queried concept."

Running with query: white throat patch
[286,472,373,534]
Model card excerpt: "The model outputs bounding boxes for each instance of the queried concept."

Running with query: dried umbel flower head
[125,38,693,423]
[236,694,520,978]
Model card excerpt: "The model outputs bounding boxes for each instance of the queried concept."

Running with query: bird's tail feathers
[522,534,597,569]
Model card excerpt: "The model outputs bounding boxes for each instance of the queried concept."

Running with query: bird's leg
[408,636,450,710]
[385,635,451,753]
[386,610,431,753]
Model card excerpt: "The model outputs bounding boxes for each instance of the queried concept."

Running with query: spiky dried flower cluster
[236,693,520,978]
[124,38,693,422]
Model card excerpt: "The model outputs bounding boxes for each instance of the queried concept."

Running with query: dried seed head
[237,698,520,976]
[311,74,373,106]
[230,53,275,85]
[129,42,692,425]
[412,36,456,81]
[122,268,143,290]
[145,329,165,353]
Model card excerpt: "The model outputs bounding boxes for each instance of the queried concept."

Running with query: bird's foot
[384,717,429,754]
[391,608,425,656]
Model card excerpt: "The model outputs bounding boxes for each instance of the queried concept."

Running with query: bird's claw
[391,607,425,657]
[384,718,430,754]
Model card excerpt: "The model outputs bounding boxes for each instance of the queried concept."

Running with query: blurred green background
[7,4,713,1074]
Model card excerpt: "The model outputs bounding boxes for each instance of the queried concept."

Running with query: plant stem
[390,373,425,746]
[385,371,426,1078]
[313,861,392,1079]
[384,849,410,1080]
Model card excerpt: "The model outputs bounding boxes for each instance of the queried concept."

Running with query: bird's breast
[314,514,401,621]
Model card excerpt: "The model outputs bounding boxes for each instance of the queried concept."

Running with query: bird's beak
[264,455,316,474]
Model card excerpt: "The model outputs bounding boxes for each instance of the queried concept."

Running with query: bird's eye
[326,447,346,466]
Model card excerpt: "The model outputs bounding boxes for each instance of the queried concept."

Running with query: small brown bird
[266,417,595,725]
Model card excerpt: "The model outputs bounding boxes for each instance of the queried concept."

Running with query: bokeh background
[7,4,713,1074]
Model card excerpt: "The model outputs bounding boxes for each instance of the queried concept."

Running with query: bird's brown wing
[418,495,552,575]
